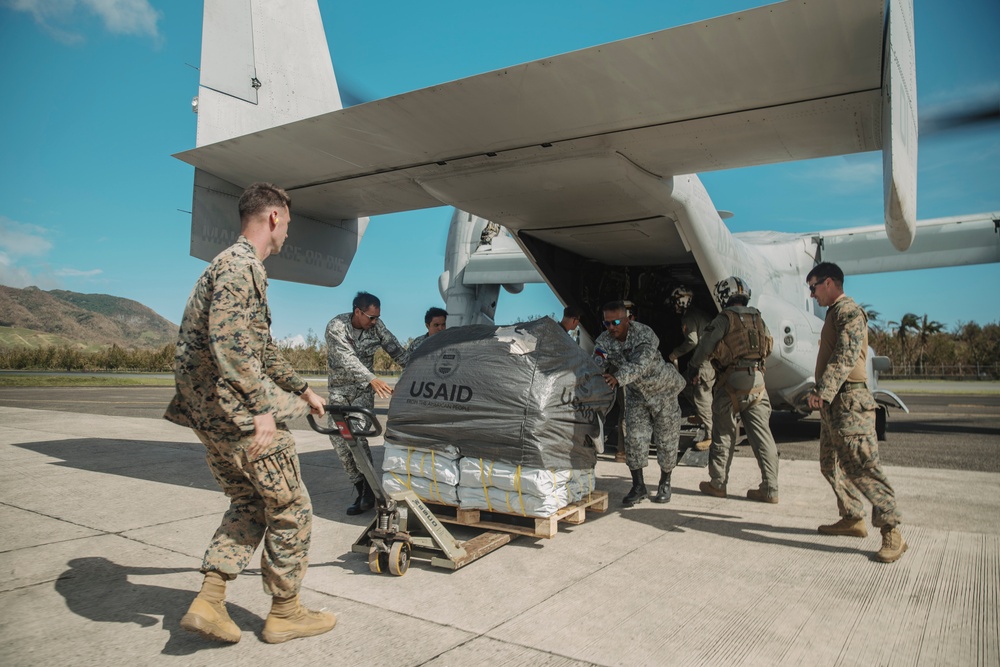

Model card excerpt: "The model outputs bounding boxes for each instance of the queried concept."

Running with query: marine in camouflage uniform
[165,182,334,644]
[689,278,779,503]
[595,301,686,505]
[325,293,410,513]
[806,262,905,563]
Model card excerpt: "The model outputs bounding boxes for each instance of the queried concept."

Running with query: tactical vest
[712,309,773,369]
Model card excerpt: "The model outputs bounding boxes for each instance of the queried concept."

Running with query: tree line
[1,317,997,378]
[863,307,1000,378]
[0,329,405,374]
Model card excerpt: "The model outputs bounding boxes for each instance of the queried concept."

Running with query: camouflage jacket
[325,312,410,391]
[164,237,308,436]
[669,308,713,359]
[408,332,430,353]
[595,321,685,398]
[814,295,868,403]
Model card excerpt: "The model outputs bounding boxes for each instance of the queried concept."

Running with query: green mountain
[0,286,177,349]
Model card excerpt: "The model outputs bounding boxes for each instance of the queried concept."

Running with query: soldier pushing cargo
[165,182,335,644]
[594,300,686,506]
[325,292,410,515]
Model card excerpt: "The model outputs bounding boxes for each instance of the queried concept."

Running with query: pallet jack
[308,405,515,576]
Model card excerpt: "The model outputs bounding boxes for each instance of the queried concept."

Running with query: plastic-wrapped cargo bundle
[459,457,598,517]
[381,443,461,505]
[458,484,569,517]
[385,317,614,469]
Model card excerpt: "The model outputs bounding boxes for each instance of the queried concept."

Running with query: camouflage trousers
[327,386,375,485]
[820,388,900,527]
[683,360,715,433]
[194,426,312,598]
[624,387,681,473]
[708,382,779,497]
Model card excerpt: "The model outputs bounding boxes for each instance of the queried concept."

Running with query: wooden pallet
[425,490,609,539]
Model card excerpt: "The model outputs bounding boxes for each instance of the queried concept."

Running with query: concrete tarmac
[1,389,998,665]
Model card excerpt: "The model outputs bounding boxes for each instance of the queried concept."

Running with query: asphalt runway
[1,385,997,472]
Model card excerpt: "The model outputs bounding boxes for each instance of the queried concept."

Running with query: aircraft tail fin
[187,1,365,287]
[195,0,342,146]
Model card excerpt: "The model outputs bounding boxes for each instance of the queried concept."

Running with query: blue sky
[0,0,997,343]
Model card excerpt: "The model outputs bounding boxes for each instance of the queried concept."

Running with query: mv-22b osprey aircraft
[177,0,999,435]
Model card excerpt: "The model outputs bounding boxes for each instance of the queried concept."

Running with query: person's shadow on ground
[55,556,260,655]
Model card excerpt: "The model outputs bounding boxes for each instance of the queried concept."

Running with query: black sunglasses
[807,278,828,294]
[602,318,624,328]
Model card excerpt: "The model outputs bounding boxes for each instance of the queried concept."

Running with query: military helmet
[669,285,693,313]
[714,276,751,308]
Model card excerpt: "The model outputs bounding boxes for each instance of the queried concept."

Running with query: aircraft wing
[177,0,894,235]
[816,213,1000,274]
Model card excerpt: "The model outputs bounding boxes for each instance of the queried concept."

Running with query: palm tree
[887,313,920,369]
[914,314,945,374]
[859,303,882,332]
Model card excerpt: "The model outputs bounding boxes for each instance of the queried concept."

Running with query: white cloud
[0,215,103,289]
[3,0,162,42]
[279,334,307,348]
[0,251,58,289]
[0,217,53,256]
[791,156,882,192]
[55,267,103,278]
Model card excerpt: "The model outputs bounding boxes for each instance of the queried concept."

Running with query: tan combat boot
[179,571,241,643]
[746,488,778,504]
[262,595,337,644]
[699,480,726,498]
[875,526,907,563]
[817,517,868,538]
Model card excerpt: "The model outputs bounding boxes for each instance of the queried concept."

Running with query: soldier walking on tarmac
[594,300,686,505]
[165,182,336,644]
[325,292,410,514]
[689,277,780,503]
[806,262,906,563]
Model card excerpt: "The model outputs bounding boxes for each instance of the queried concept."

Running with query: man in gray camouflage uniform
[667,285,715,450]
[326,292,410,514]
[165,182,335,645]
[594,300,686,506]
[806,262,905,563]
[689,277,780,504]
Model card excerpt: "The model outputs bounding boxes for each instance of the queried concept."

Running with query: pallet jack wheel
[368,546,388,574]
[388,541,410,576]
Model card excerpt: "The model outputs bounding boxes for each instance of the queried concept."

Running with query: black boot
[651,470,672,504]
[360,479,376,512]
[346,480,367,516]
[622,468,648,507]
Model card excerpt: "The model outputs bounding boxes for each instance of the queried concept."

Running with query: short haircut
[806,262,845,287]
[353,291,380,311]
[728,294,750,307]
[602,300,627,315]
[424,307,447,325]
[563,305,581,319]
[238,182,291,222]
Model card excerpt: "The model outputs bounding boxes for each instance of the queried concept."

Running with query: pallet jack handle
[307,405,382,439]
